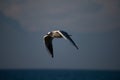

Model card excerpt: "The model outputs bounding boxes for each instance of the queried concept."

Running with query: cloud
[0,11,22,30]
[0,0,120,32]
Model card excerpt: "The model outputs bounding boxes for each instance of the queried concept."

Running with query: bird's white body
[48,30,62,38]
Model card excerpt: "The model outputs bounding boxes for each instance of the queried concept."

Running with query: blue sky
[0,0,120,70]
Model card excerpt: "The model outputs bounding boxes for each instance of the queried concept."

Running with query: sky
[0,0,120,70]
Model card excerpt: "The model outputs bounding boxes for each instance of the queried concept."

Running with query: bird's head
[47,32,52,36]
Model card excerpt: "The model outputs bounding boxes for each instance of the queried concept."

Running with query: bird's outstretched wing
[43,35,54,58]
[57,30,79,49]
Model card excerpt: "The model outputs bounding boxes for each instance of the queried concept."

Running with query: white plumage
[43,30,79,58]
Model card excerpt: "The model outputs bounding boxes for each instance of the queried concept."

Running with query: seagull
[43,30,79,58]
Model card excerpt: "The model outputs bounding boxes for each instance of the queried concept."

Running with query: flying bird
[43,30,79,58]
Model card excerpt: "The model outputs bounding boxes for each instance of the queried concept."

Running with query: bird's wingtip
[51,55,54,58]
[77,47,79,50]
